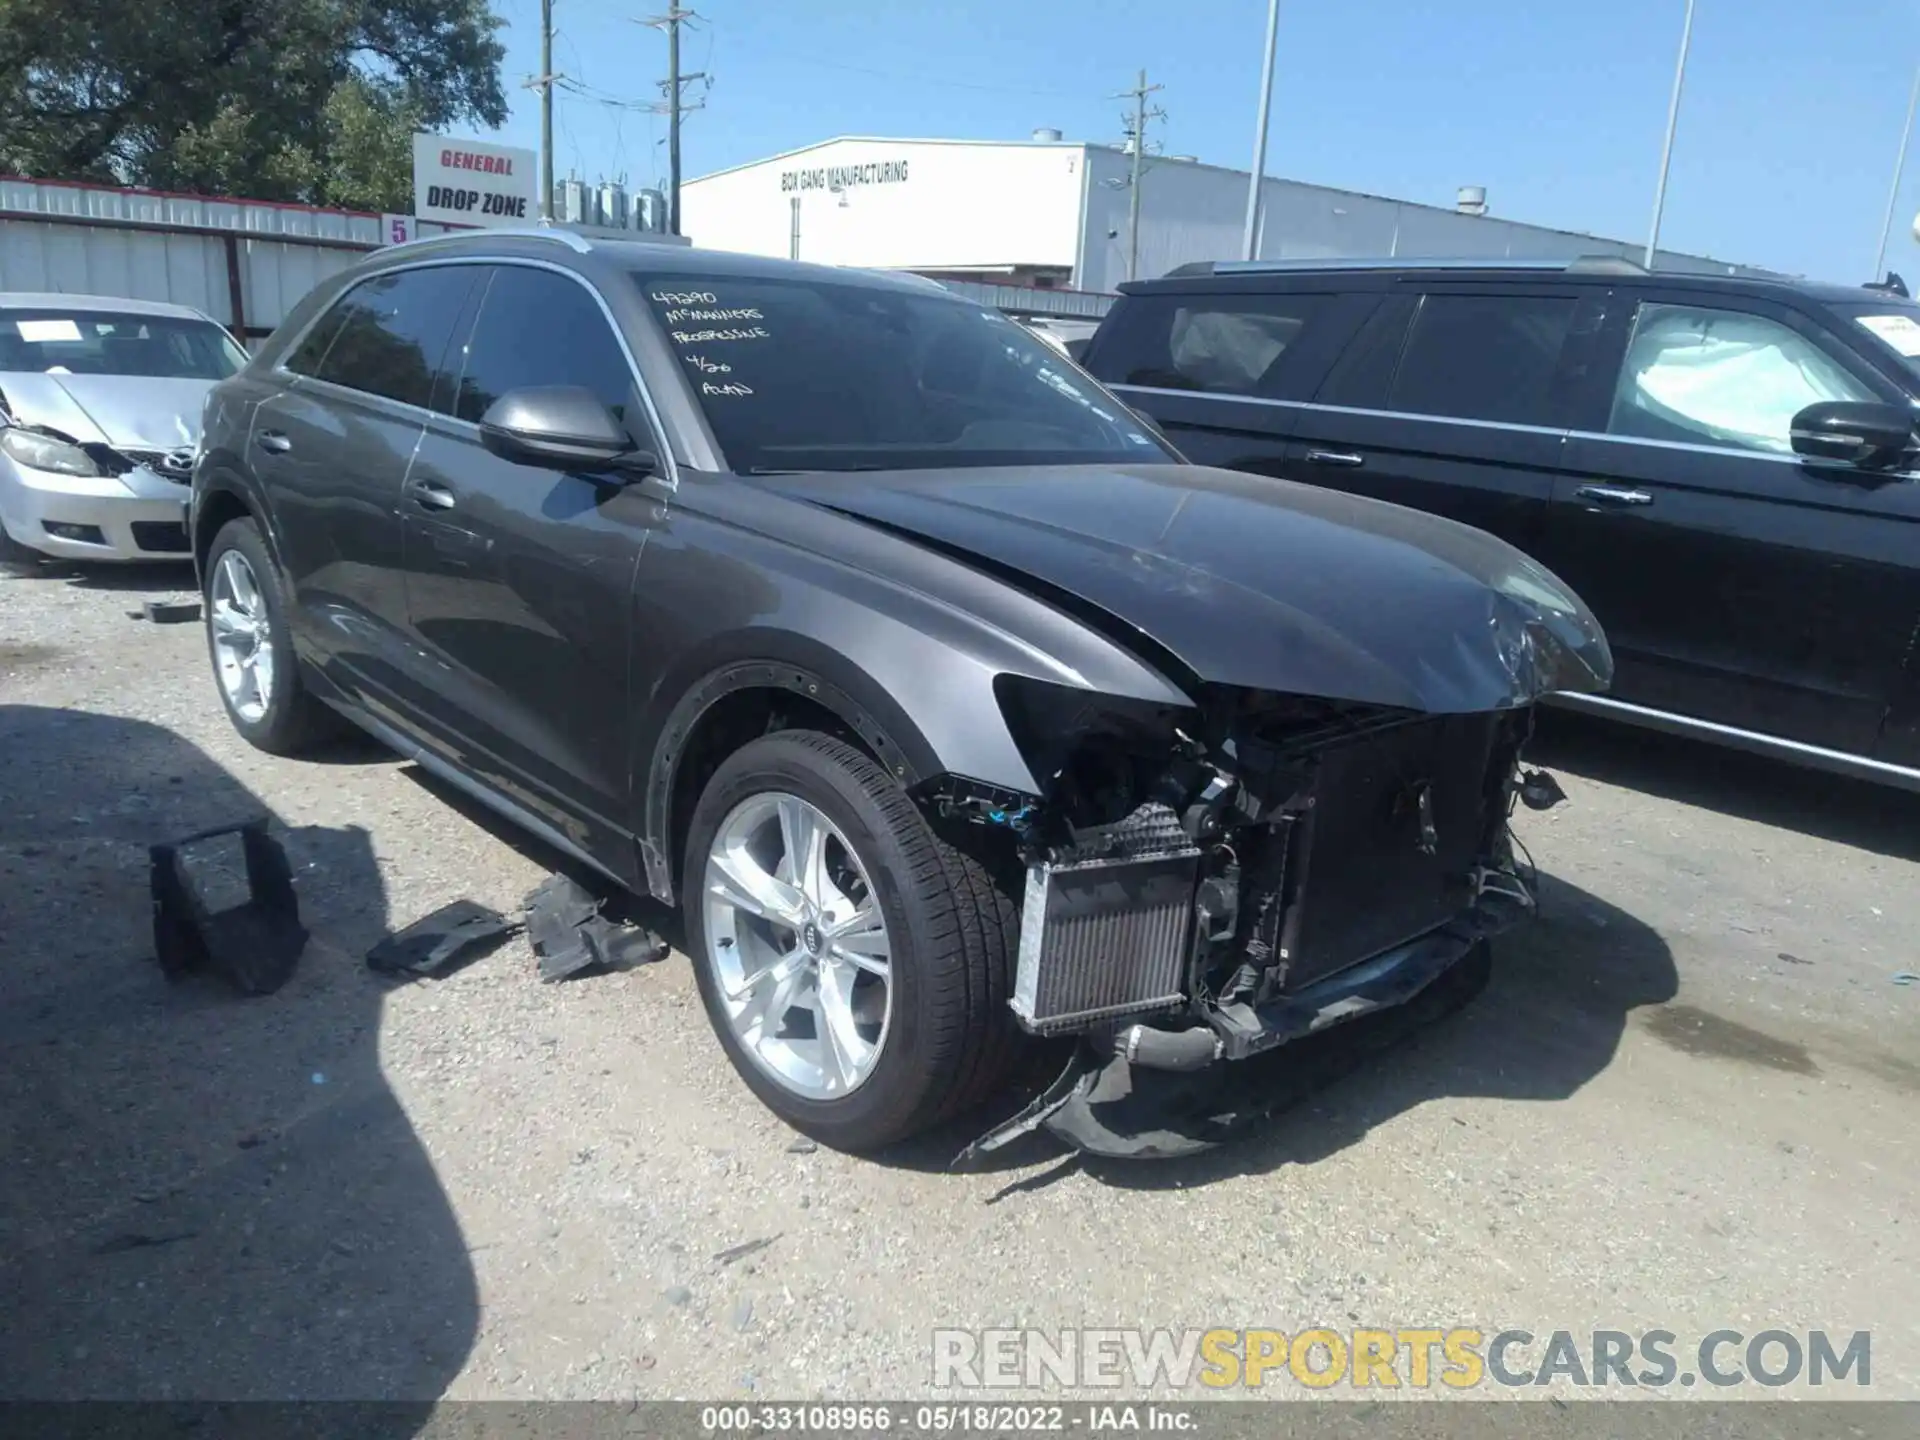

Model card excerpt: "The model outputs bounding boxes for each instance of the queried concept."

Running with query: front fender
[626,499,1196,902]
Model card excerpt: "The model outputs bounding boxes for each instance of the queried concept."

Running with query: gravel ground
[1,561,1916,1405]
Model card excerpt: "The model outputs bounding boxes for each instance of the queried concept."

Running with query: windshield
[634,273,1172,473]
[1831,300,1920,380]
[0,309,247,380]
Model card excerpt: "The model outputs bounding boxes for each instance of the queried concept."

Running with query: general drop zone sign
[412,134,539,227]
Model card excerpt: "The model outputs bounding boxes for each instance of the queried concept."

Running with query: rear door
[1089,286,1372,477]
[1282,282,1609,556]
[1535,288,1920,755]
[400,262,670,875]
[251,263,480,711]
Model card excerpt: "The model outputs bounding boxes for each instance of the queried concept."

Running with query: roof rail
[1565,254,1648,275]
[1170,256,1571,278]
[382,224,595,257]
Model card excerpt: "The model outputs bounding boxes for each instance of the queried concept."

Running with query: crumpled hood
[0,371,208,449]
[764,463,1613,713]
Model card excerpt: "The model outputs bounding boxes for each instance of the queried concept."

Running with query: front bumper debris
[957,912,1506,1165]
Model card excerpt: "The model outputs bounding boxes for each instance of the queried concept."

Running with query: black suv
[191,231,1609,1155]
[1086,258,1920,791]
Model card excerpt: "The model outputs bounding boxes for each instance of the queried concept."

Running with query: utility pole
[1241,0,1282,260]
[1643,0,1696,270]
[642,8,707,236]
[1113,69,1165,283]
[524,0,562,221]
[1874,54,1920,283]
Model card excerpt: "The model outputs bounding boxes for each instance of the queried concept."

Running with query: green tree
[0,0,506,212]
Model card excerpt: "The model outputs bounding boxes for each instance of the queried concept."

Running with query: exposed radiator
[1011,804,1199,1035]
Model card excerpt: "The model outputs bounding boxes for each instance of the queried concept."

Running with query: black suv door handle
[1573,484,1654,507]
[1305,448,1365,468]
[409,479,457,512]
[256,431,291,455]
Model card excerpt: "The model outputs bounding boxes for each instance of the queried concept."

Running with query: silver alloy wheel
[701,791,893,1100]
[209,548,275,724]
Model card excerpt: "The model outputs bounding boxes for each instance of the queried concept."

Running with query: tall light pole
[1241,0,1282,260]
[1643,0,1697,270]
[1874,56,1920,282]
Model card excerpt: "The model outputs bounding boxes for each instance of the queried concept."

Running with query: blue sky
[482,0,1920,283]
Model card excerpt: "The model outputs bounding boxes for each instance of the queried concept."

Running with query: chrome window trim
[273,254,678,489]
[1109,383,1855,466]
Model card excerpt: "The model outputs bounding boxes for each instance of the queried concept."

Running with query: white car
[0,293,248,566]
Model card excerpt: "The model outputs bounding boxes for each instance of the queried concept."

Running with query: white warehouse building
[681,133,1762,299]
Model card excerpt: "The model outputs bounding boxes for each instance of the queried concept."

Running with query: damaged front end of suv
[929,572,1611,1163]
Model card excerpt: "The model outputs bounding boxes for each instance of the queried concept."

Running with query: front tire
[203,517,337,755]
[0,520,43,574]
[683,730,1019,1151]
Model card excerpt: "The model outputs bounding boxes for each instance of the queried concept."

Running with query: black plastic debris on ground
[126,599,202,624]
[366,900,519,979]
[150,818,306,996]
[523,872,669,982]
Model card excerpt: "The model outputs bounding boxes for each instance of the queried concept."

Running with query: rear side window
[290,266,478,410]
[452,267,636,424]
[1389,294,1577,426]
[1090,293,1328,397]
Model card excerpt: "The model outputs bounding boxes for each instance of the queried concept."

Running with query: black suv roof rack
[1161,253,1650,279]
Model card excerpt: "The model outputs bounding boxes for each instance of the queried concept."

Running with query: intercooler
[1008,712,1510,1036]
[1011,804,1199,1034]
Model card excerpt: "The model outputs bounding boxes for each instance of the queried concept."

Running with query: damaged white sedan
[190,236,1612,1157]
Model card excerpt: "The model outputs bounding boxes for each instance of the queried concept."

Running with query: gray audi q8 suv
[191,228,1610,1156]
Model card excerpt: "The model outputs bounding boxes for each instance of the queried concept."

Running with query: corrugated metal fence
[0,177,1118,339]
[0,177,462,343]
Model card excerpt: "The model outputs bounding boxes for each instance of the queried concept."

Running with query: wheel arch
[640,642,945,904]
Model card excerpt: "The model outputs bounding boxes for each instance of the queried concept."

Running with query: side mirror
[1789,401,1914,472]
[477,386,654,474]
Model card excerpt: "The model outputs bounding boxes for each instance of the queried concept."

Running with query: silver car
[0,293,247,564]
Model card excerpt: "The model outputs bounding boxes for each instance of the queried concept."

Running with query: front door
[1282,284,1610,557]
[401,262,669,875]
[254,264,480,714]
[1534,292,1920,756]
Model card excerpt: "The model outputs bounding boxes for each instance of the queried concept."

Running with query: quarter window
[452,267,636,424]
[290,266,478,410]
[1608,303,1878,454]
[1389,294,1577,426]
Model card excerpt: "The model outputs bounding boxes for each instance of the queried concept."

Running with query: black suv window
[1390,294,1577,426]
[1090,293,1328,397]
[453,267,636,424]
[288,266,477,410]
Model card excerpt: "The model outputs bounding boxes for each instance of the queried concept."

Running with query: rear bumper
[0,458,192,562]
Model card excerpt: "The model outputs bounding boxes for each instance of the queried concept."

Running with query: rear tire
[203,517,339,755]
[683,730,1021,1151]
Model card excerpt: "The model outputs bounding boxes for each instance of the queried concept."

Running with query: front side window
[1608,303,1877,454]
[0,309,245,379]
[1089,293,1327,396]
[292,266,478,410]
[452,267,635,424]
[1390,294,1577,426]
[635,273,1172,474]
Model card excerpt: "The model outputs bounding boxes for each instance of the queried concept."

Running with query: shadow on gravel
[0,704,475,1422]
[1531,708,1920,863]
[5,559,197,593]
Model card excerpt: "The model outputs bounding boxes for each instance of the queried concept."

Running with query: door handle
[256,431,291,455]
[408,479,457,512]
[1305,448,1366,468]
[1573,484,1654,507]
